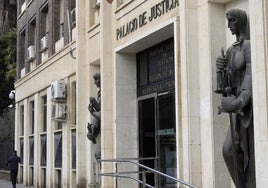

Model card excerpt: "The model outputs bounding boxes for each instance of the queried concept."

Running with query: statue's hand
[90,97,97,104]
[87,123,92,131]
[221,96,241,112]
[88,104,95,114]
[216,56,228,70]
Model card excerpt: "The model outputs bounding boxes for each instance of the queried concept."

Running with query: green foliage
[0,27,16,115]
[0,107,15,142]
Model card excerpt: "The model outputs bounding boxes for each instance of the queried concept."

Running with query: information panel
[137,38,174,97]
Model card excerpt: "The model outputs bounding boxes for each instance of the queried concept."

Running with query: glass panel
[20,106,24,136]
[29,136,34,165]
[54,132,62,168]
[71,81,76,125]
[138,98,156,186]
[55,170,62,188]
[41,168,46,187]
[148,41,174,83]
[29,19,36,46]
[42,96,47,132]
[29,167,34,185]
[30,101,34,134]
[137,38,175,97]
[72,171,76,187]
[19,166,23,183]
[20,138,24,164]
[138,93,176,187]
[157,94,176,188]
[40,4,49,37]
[71,130,76,169]
[41,134,47,166]
[138,53,148,87]
[55,122,63,130]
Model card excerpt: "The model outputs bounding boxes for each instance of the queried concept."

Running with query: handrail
[99,173,154,188]
[95,158,199,188]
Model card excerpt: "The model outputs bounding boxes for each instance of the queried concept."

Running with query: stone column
[62,118,70,187]
[46,87,53,187]
[179,0,202,186]
[209,2,232,188]
[249,0,268,186]
[76,0,88,187]
[33,93,40,187]
[23,98,29,185]
[197,1,215,187]
[100,1,115,187]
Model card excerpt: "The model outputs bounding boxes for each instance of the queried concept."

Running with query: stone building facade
[14,0,268,187]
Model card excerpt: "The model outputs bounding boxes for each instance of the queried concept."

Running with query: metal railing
[94,157,198,188]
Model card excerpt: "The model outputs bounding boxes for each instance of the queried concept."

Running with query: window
[29,167,34,185]
[20,0,26,14]
[54,132,62,168]
[19,30,26,78]
[89,0,100,27]
[55,169,62,188]
[70,0,76,10]
[42,96,47,132]
[117,0,131,7]
[71,130,76,169]
[69,0,76,29]
[40,4,49,48]
[20,138,24,164]
[40,94,47,186]
[30,101,34,134]
[71,81,76,125]
[117,0,123,6]
[40,134,47,166]
[41,168,46,187]
[40,5,49,36]
[28,18,36,47]
[27,18,37,70]
[19,166,23,183]
[29,136,34,165]
[54,0,64,42]
[20,106,24,136]
[55,122,63,130]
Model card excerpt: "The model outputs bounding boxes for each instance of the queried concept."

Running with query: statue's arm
[92,111,101,120]
[240,41,252,92]
[238,41,252,108]
[221,43,252,112]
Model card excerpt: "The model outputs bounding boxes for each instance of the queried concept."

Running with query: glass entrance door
[139,97,156,186]
[157,94,176,187]
[139,92,176,187]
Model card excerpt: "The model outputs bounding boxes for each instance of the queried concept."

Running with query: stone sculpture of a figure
[87,73,101,149]
[215,9,255,188]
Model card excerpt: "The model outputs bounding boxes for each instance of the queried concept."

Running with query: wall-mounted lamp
[9,90,15,100]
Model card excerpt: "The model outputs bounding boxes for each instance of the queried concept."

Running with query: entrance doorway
[139,92,176,187]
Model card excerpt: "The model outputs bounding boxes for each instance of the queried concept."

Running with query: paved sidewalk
[0,179,33,188]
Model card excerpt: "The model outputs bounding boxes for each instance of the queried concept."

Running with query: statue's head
[93,73,100,88]
[226,9,248,41]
